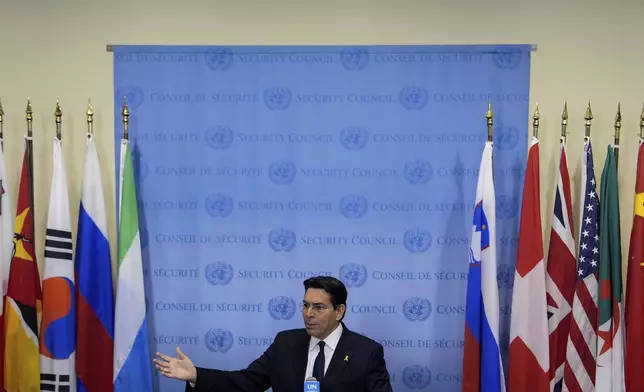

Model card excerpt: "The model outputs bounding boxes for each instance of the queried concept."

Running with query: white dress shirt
[304,323,343,381]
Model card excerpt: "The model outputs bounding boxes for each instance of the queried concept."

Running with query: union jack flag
[563,137,599,391]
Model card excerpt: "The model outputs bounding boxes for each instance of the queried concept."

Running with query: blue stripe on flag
[114,319,154,392]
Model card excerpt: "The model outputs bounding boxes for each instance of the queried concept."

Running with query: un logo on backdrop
[205,193,234,218]
[494,126,519,150]
[205,262,234,286]
[268,228,296,252]
[268,160,296,184]
[340,47,369,70]
[115,86,144,110]
[404,160,433,185]
[340,127,369,150]
[402,365,432,389]
[403,297,432,322]
[496,195,519,219]
[263,86,292,110]
[339,263,367,288]
[205,126,234,150]
[492,46,522,70]
[205,328,234,353]
[268,296,296,320]
[403,229,432,253]
[339,195,368,219]
[497,263,514,289]
[205,47,234,71]
[399,86,428,110]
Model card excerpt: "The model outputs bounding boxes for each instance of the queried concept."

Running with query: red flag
[545,139,577,390]
[625,140,644,390]
[508,137,549,391]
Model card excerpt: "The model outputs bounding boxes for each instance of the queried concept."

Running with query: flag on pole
[595,145,625,391]
[545,137,577,391]
[0,136,13,390]
[75,134,114,392]
[462,140,506,392]
[3,138,42,392]
[114,138,153,391]
[562,137,599,391]
[40,136,76,392]
[508,136,549,391]
[625,139,644,391]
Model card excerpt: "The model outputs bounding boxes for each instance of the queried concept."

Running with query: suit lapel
[292,331,310,386]
[322,327,352,386]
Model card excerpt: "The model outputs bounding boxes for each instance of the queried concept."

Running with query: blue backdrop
[112,44,531,392]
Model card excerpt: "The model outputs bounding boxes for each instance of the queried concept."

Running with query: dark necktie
[312,341,326,382]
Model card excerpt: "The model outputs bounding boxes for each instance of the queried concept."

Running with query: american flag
[563,138,599,391]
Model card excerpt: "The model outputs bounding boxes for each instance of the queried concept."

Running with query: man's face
[302,288,345,339]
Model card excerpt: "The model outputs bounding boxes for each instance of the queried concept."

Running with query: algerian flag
[113,138,153,391]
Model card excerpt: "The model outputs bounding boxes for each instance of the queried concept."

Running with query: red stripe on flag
[507,338,550,391]
[462,326,481,392]
[76,293,114,392]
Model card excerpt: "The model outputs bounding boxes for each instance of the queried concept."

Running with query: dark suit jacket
[186,324,393,392]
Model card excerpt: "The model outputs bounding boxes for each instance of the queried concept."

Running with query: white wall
[0,0,642,279]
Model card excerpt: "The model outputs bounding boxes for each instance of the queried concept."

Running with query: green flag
[596,145,625,391]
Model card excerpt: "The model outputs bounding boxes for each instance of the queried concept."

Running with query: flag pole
[122,98,129,141]
[86,99,94,136]
[54,99,62,141]
[25,98,35,234]
[614,103,621,170]
[532,102,540,138]
[0,98,4,148]
[561,102,568,142]
[486,101,493,142]
[584,101,593,140]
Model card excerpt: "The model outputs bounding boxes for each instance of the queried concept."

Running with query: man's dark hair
[303,276,348,309]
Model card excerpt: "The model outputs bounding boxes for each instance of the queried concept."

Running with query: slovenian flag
[113,137,153,391]
[462,140,506,392]
[75,133,114,392]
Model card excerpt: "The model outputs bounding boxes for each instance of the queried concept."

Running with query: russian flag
[75,134,114,392]
[462,140,506,392]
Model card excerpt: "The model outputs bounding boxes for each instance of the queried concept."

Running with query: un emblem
[205,262,234,286]
[496,194,519,219]
[402,365,432,389]
[115,86,144,110]
[497,263,515,289]
[340,47,369,71]
[494,126,519,150]
[404,160,433,185]
[205,194,234,218]
[399,86,428,110]
[205,47,234,71]
[340,127,368,150]
[339,195,368,219]
[204,328,234,353]
[263,86,292,110]
[268,228,296,252]
[205,126,234,150]
[403,228,432,253]
[403,297,432,322]
[492,46,523,70]
[268,296,296,320]
[339,263,367,288]
[268,160,296,185]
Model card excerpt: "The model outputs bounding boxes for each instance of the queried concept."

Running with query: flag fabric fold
[114,139,153,391]
[563,137,600,392]
[546,138,577,391]
[40,136,76,392]
[462,140,506,392]
[625,139,644,391]
[508,136,549,392]
[75,134,114,392]
[3,138,42,392]
[595,145,625,391]
[0,138,13,390]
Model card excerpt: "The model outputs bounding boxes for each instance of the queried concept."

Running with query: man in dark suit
[153,275,393,392]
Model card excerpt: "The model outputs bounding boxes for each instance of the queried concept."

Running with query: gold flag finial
[26,98,33,138]
[121,97,130,140]
[532,102,540,138]
[561,101,568,138]
[86,98,94,135]
[614,102,621,166]
[584,100,593,138]
[54,99,63,140]
[486,101,493,142]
